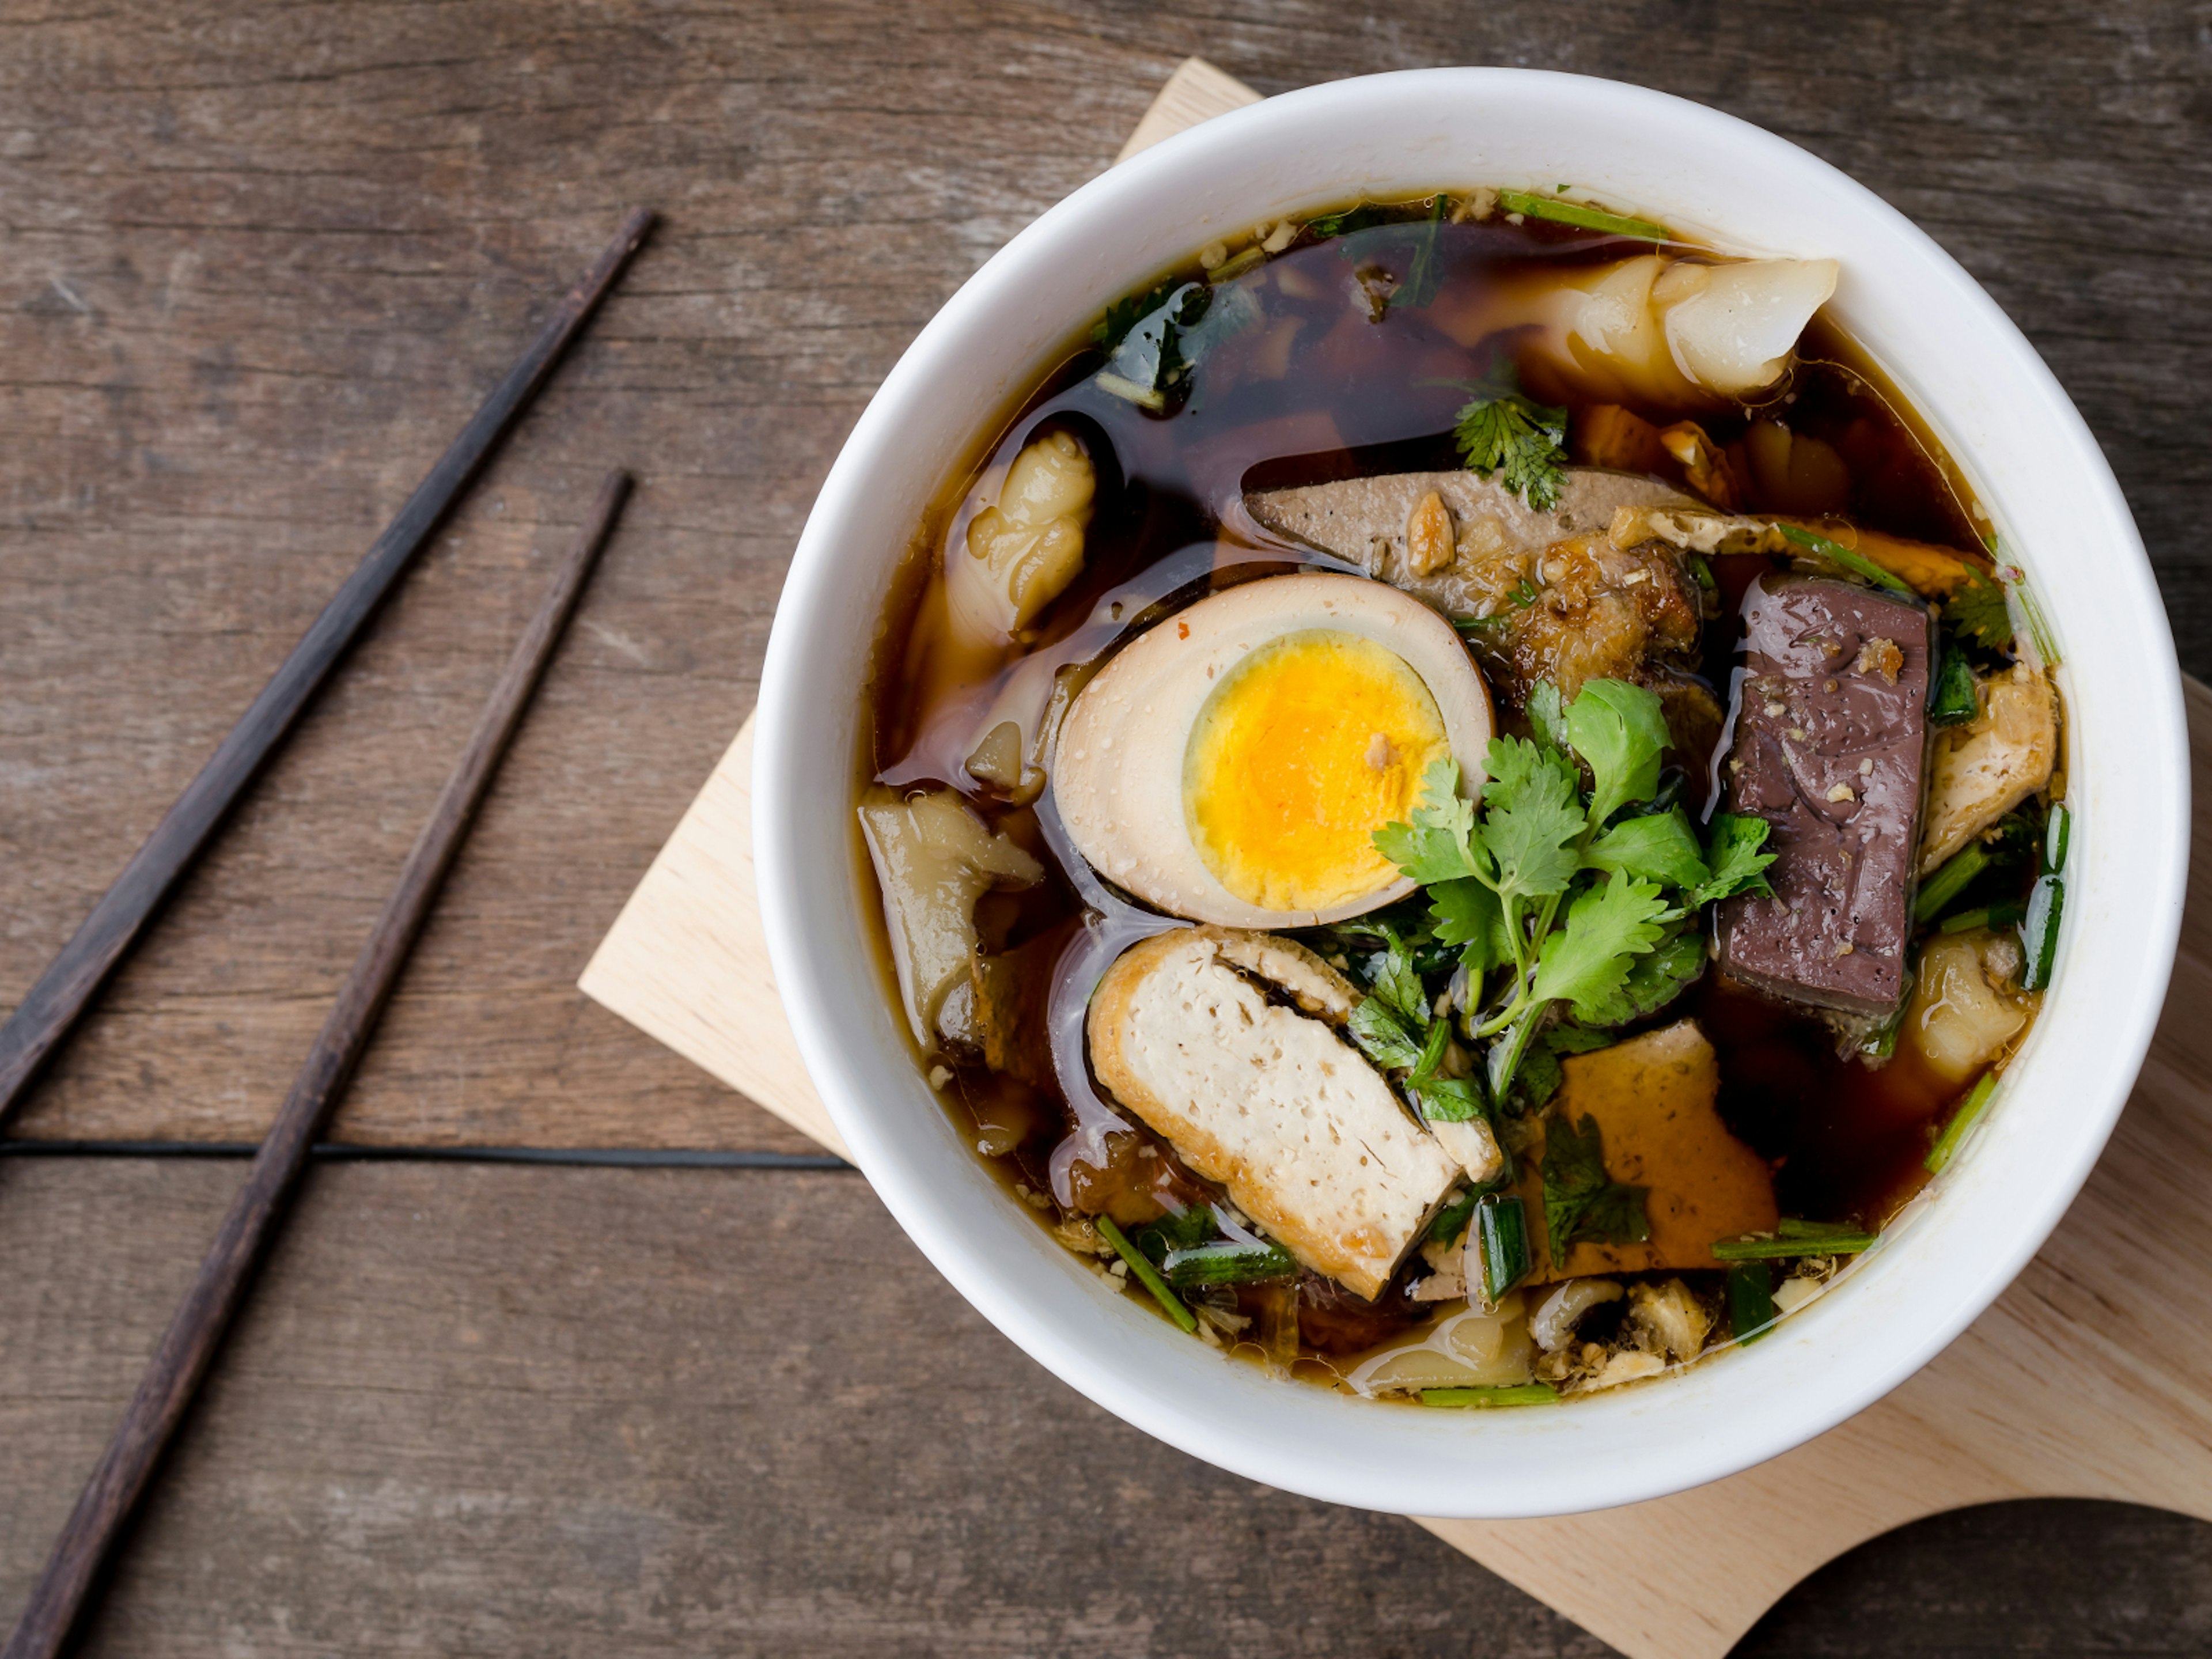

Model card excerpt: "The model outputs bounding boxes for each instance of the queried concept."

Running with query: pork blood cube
[1717,575,1934,1016]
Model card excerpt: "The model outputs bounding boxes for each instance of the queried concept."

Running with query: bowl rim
[753,66,2189,1517]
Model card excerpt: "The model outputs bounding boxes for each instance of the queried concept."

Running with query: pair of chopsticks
[1,210,655,1659]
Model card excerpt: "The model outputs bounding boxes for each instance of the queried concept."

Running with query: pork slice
[1247,469,1713,737]
[1087,927,1459,1300]
[1717,577,1935,1016]
[1246,468,1696,600]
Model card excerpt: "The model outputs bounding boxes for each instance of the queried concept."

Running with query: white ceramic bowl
[755,69,2187,1517]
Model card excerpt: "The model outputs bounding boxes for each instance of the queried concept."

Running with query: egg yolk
[1183,628,1450,913]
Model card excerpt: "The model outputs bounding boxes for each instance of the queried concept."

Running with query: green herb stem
[1914,843,1989,923]
[1925,1070,2000,1175]
[1775,524,1918,596]
[1495,188,1670,242]
[1097,1215,1199,1332]
[1940,900,2028,935]
[1710,1234,1875,1260]
[1419,1382,1560,1408]
[1711,1237,1873,1260]
[2045,804,2072,876]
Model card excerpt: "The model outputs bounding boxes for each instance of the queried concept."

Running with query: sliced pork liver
[1717,575,1934,1017]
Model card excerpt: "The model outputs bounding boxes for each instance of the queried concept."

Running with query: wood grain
[0,211,650,1130]
[579,719,850,1161]
[4,1156,2209,1659]
[3,471,631,1659]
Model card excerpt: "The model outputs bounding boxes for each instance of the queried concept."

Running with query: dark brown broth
[868,203,2014,1360]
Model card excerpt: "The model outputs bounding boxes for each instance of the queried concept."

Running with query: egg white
[1053,572,1495,926]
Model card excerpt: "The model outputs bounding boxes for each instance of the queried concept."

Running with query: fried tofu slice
[1088,927,1461,1300]
[1518,1021,1778,1279]
[1919,662,2059,874]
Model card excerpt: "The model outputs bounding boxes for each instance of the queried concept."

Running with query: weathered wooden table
[5,5,2210,1654]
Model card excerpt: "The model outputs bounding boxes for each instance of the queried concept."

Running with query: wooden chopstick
[0,208,654,1128]
[0,471,634,1659]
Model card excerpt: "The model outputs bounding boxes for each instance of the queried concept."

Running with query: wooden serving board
[581,60,2212,1659]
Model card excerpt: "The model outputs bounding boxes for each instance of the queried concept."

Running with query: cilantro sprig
[1369,677,1777,1102]
[1452,369,1569,511]
[1542,1113,1653,1251]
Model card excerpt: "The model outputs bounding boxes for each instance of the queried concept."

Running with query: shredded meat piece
[1460,534,1719,751]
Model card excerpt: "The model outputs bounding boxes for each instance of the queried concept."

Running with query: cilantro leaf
[1524,681,1569,754]
[1453,374,1569,511]
[1570,921,1706,1028]
[1946,567,2014,653]
[1428,1188,1479,1246]
[1410,1075,1484,1123]
[1504,1041,1563,1115]
[1584,808,1710,889]
[1093,281,1218,408]
[1478,737,1586,905]
[1529,876,1681,1024]
[1365,927,1429,1024]
[1541,1113,1652,1251]
[1347,997,1423,1072]
[1692,813,1778,906]
[1090,279,1179,351]
[1564,679,1671,825]
[1372,758,1484,885]
[1575,1180,1655,1247]
[1429,877,1513,974]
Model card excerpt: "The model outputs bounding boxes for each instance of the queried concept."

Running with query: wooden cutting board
[580,59,2212,1659]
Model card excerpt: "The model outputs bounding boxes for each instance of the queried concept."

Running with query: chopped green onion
[1774,523,1917,597]
[1776,1218,1868,1240]
[2019,872,2063,991]
[1929,645,1980,725]
[1728,1261,1777,1345]
[1925,1069,1999,1175]
[1097,1215,1198,1332]
[1711,1230,1876,1260]
[1940,899,2027,935]
[1495,188,1670,243]
[1419,1382,1560,1408]
[2045,804,2071,876]
[1914,843,1989,923]
[1688,552,1717,593]
[1162,1240,1298,1287]
[1474,1192,1532,1305]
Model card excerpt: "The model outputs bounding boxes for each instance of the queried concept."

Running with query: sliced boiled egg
[1054,573,1494,926]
